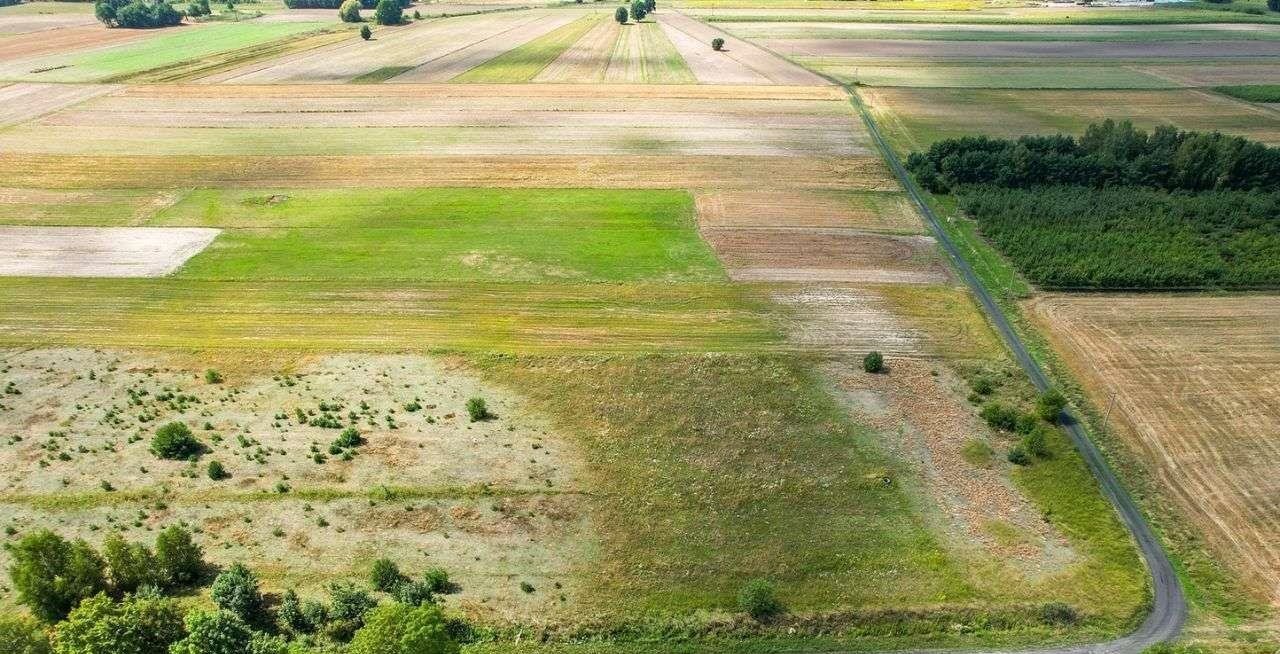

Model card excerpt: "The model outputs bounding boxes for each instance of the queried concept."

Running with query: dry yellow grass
[1028,293,1280,604]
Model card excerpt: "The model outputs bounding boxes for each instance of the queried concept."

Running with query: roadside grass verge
[454,13,602,82]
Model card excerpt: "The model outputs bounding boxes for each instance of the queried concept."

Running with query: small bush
[335,426,364,448]
[186,0,211,16]
[466,397,490,422]
[737,579,781,621]
[360,23,372,39]
[369,558,404,592]
[711,37,724,51]
[422,567,451,594]
[373,0,400,24]
[151,422,203,460]
[1023,425,1053,459]
[0,614,50,654]
[206,460,229,481]
[339,0,361,21]
[393,579,436,606]
[863,351,884,373]
[614,6,627,23]
[103,533,162,594]
[349,603,458,654]
[204,369,223,384]
[1036,388,1067,423]
[1007,446,1031,466]
[55,592,184,654]
[519,581,535,594]
[1040,601,1080,626]
[278,589,309,634]
[970,376,994,395]
[979,402,1023,432]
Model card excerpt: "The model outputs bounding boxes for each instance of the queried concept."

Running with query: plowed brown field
[1029,294,1280,603]
[705,229,947,283]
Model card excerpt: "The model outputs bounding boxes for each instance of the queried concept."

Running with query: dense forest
[908,120,1280,289]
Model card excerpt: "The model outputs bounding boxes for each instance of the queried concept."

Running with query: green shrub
[54,593,184,654]
[204,369,223,384]
[630,0,646,19]
[369,558,404,592]
[349,603,458,654]
[614,6,626,23]
[360,23,372,39]
[328,581,377,624]
[95,0,183,28]
[863,351,884,373]
[103,534,162,595]
[465,397,490,422]
[1040,601,1080,625]
[1007,446,1031,466]
[978,402,1021,432]
[737,579,781,621]
[206,460,229,481]
[155,525,204,587]
[1036,388,1067,423]
[151,422,203,460]
[186,0,211,16]
[422,567,451,594]
[392,579,435,607]
[8,530,106,623]
[373,0,400,24]
[169,610,252,654]
[210,563,263,625]
[711,37,724,51]
[338,0,361,21]
[335,427,364,448]
[0,614,51,654]
[277,589,309,634]
[1023,425,1053,460]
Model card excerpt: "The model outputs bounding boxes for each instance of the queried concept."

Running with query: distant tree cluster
[95,0,183,27]
[908,120,1280,289]
[907,119,1280,194]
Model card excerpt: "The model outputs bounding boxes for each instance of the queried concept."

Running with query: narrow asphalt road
[845,88,1187,654]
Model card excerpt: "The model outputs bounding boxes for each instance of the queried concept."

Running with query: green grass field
[150,188,724,283]
[454,13,602,82]
[0,21,330,83]
[1214,83,1280,102]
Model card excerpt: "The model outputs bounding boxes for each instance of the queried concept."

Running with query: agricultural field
[0,0,1223,652]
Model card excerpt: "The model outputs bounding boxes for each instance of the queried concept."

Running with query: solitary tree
[373,0,401,25]
[338,0,361,21]
[155,525,204,588]
[614,5,627,23]
[151,422,203,460]
[630,0,646,20]
[360,24,372,39]
[863,350,884,373]
[737,579,782,621]
[711,37,724,51]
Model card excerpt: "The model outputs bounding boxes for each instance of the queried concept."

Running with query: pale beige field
[658,11,826,85]
[0,82,116,127]
[1028,294,1280,604]
[0,24,148,60]
[0,226,219,277]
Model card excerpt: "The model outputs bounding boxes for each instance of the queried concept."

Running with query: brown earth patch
[695,190,923,233]
[1027,293,1280,604]
[0,24,148,61]
[705,228,948,284]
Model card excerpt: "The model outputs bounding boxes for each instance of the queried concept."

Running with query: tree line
[908,120,1280,289]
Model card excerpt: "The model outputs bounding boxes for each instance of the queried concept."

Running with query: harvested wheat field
[695,190,923,233]
[705,229,947,283]
[658,11,826,85]
[0,226,219,277]
[0,82,116,128]
[765,39,1280,60]
[0,24,148,61]
[1139,63,1280,87]
[1028,294,1280,603]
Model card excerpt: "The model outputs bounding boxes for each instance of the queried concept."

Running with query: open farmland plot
[0,24,150,61]
[0,226,218,277]
[452,13,601,82]
[0,82,116,128]
[1028,294,1280,604]
[862,87,1280,154]
[658,11,826,84]
[766,38,1280,60]
[534,17,695,84]
[0,21,333,83]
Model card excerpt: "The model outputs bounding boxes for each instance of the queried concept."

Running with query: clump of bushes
[711,37,724,51]
[738,579,781,621]
[151,422,204,460]
[1036,388,1067,423]
[95,0,183,28]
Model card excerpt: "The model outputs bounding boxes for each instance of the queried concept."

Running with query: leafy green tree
[324,582,377,641]
[151,422,203,460]
[339,0,361,21]
[0,614,51,654]
[276,590,309,635]
[360,24,372,39]
[373,0,401,25]
[348,603,458,654]
[207,460,229,481]
[155,525,204,587]
[102,534,161,596]
[613,6,627,23]
[94,0,119,26]
[52,592,183,654]
[210,564,263,625]
[863,351,884,373]
[629,0,646,20]
[711,37,724,51]
[1023,425,1054,460]
[168,611,252,654]
[9,531,106,623]
[737,579,781,621]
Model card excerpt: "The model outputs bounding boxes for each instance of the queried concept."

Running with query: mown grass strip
[453,13,602,82]
[350,65,415,84]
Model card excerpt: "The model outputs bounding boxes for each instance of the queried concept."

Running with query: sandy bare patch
[704,228,947,283]
[827,357,1076,576]
[0,13,99,35]
[658,12,825,85]
[0,82,117,128]
[1028,294,1280,603]
[765,38,1280,60]
[695,190,923,233]
[0,226,218,277]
